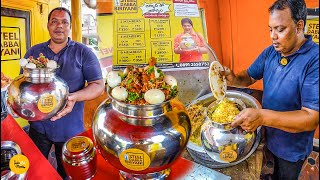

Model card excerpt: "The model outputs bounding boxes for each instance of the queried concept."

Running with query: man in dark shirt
[221,0,319,179]
[23,7,104,178]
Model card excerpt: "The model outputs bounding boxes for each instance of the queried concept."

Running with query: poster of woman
[174,18,208,62]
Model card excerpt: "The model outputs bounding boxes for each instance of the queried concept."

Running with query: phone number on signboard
[175,62,210,68]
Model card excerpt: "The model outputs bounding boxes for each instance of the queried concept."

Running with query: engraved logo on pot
[37,94,57,113]
[119,149,151,171]
[219,144,238,163]
[9,154,29,174]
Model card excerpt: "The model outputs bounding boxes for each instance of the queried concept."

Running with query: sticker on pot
[37,94,57,113]
[219,144,238,163]
[9,154,30,174]
[119,148,151,171]
[67,136,91,153]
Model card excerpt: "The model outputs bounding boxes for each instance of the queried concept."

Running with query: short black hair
[181,18,193,27]
[269,0,307,28]
[48,7,72,27]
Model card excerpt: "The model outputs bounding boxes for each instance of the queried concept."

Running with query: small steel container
[7,67,69,121]
[1,141,23,179]
[186,91,262,168]
[200,90,261,164]
[62,136,97,180]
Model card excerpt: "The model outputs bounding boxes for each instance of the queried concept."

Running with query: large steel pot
[200,90,261,164]
[92,88,191,179]
[7,67,69,121]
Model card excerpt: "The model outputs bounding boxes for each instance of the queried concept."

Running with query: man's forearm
[73,79,104,102]
[260,108,319,133]
[231,70,255,87]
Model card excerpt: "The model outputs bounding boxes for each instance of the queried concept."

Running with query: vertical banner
[305,18,319,44]
[1,11,30,129]
[97,15,114,68]
[1,16,27,79]
[97,0,114,80]
[112,0,209,70]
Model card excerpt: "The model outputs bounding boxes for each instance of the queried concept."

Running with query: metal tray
[186,92,261,169]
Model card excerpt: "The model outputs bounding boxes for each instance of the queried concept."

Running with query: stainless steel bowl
[186,91,261,168]
[201,90,261,163]
[7,67,69,121]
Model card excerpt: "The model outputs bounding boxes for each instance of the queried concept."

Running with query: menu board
[112,0,209,70]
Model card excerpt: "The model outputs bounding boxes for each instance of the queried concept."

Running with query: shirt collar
[296,35,313,54]
[45,37,75,48]
[284,35,314,58]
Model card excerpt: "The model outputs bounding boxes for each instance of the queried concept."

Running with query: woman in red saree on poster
[174,18,208,62]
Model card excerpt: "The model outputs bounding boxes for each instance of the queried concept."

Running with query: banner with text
[305,18,319,44]
[112,0,209,70]
[1,16,27,79]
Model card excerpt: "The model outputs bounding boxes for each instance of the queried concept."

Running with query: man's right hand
[220,67,256,88]
[220,66,236,86]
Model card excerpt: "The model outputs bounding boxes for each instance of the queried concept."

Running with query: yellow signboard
[305,18,319,44]
[97,15,114,59]
[1,16,27,79]
[97,14,114,75]
[112,0,209,70]
[1,15,29,128]
[1,27,21,60]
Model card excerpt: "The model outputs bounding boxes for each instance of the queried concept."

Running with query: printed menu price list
[117,49,146,64]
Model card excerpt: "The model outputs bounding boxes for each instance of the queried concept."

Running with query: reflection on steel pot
[92,88,191,179]
[200,90,261,164]
[7,67,69,121]
[1,89,9,121]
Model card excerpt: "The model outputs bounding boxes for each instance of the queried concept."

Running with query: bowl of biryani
[205,97,246,130]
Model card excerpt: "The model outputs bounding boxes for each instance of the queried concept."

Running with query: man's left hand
[50,93,77,121]
[231,108,263,132]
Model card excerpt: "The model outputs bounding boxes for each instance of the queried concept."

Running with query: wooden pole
[71,0,82,42]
